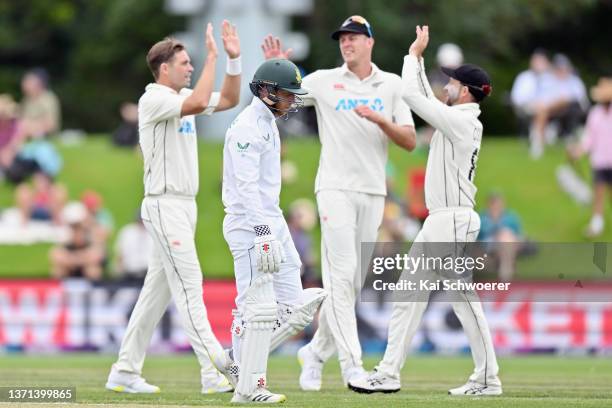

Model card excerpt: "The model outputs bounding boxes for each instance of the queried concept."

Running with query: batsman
[222,58,326,403]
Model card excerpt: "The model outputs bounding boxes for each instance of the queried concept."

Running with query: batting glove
[253,225,282,273]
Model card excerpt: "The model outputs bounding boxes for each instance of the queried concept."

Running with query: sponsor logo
[333,83,345,90]
[335,97,384,112]
[237,142,250,152]
[178,120,195,134]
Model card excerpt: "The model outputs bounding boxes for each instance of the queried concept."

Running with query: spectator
[287,199,318,287]
[80,190,114,244]
[511,49,555,137]
[20,68,61,138]
[114,212,152,281]
[568,77,612,237]
[528,54,588,159]
[15,171,67,224]
[112,102,139,148]
[49,202,105,281]
[0,69,63,184]
[478,193,525,282]
[0,94,22,180]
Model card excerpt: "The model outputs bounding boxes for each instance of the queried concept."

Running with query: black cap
[441,64,492,102]
[331,15,373,40]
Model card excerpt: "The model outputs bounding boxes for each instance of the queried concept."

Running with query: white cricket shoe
[231,388,287,404]
[448,380,503,396]
[297,344,323,391]
[348,369,400,394]
[342,365,368,387]
[201,371,233,394]
[105,365,160,393]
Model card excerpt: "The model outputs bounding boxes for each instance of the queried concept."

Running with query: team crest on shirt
[237,142,250,152]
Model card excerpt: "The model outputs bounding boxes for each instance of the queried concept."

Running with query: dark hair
[146,37,185,79]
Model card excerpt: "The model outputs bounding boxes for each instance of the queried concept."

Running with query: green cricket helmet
[249,58,308,97]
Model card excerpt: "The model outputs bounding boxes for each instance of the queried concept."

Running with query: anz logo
[178,120,195,135]
[335,98,384,112]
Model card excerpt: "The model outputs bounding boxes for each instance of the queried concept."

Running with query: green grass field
[0,354,610,407]
[0,136,608,278]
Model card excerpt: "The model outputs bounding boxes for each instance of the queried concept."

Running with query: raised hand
[221,19,240,58]
[261,34,293,60]
[409,25,429,58]
[205,22,218,59]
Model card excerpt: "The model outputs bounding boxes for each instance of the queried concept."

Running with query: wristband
[226,56,242,76]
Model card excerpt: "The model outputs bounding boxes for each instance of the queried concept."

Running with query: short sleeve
[300,71,321,107]
[140,91,186,125]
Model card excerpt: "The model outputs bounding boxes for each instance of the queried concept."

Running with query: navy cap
[331,15,373,40]
[441,64,492,102]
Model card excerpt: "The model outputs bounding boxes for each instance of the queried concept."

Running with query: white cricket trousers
[223,214,303,311]
[377,207,500,386]
[114,196,227,375]
[308,190,385,373]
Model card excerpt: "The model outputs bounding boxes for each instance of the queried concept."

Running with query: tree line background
[1,0,611,135]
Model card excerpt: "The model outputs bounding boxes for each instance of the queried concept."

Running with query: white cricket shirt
[401,55,483,211]
[138,83,219,197]
[222,97,283,229]
[301,63,414,196]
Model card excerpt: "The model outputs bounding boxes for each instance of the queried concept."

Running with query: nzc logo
[335,98,384,112]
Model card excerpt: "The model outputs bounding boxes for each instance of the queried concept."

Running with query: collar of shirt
[250,96,276,122]
[340,62,380,82]
[145,83,183,94]
[452,102,481,117]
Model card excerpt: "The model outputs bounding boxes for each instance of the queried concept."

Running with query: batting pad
[270,287,327,351]
[235,274,277,396]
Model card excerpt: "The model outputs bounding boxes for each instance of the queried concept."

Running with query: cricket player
[222,58,326,403]
[348,26,503,396]
[261,15,416,390]
[105,21,243,394]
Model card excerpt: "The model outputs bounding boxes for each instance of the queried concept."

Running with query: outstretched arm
[402,26,464,141]
[181,23,218,117]
[215,20,241,112]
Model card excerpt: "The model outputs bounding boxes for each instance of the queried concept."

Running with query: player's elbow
[400,127,417,151]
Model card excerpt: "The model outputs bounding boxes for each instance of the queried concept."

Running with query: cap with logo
[441,64,492,102]
[331,15,374,40]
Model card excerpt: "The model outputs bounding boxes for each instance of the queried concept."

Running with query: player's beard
[445,83,461,106]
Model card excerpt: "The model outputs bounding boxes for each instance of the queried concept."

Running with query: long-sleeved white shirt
[222,97,282,229]
[138,83,219,197]
[401,55,482,211]
[301,63,414,196]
